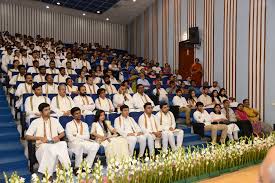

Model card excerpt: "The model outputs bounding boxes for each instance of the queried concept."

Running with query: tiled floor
[200,165,260,183]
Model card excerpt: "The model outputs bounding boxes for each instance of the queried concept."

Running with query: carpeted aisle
[0,86,31,182]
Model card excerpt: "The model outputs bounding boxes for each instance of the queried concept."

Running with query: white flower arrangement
[4,133,275,183]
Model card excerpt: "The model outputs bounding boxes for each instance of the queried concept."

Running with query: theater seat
[85,115,95,127]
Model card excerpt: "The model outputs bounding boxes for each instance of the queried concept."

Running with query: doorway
[179,42,195,80]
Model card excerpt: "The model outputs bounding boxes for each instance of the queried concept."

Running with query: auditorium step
[0,86,31,182]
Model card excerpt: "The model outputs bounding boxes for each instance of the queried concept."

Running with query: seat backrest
[129,112,143,123]
[85,115,95,127]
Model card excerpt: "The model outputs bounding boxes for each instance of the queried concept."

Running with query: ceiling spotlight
[97,11,101,14]
[46,5,50,9]
[106,18,109,21]
[56,2,61,5]
[82,13,86,16]
[133,0,136,2]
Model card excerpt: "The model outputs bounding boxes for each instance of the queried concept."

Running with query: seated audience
[76,68,86,83]
[65,78,78,94]
[25,103,71,177]
[138,102,161,156]
[51,84,75,117]
[218,88,228,103]
[8,59,19,79]
[193,102,228,144]
[152,81,168,104]
[101,75,118,94]
[65,107,99,172]
[187,90,198,109]
[54,67,69,83]
[166,80,178,94]
[222,100,252,137]
[46,60,59,74]
[211,90,221,104]
[156,103,184,152]
[121,80,134,94]
[25,83,51,124]
[209,81,220,93]
[113,84,134,111]
[89,70,102,84]
[133,84,157,111]
[106,70,119,84]
[137,72,150,90]
[114,105,146,157]
[188,80,201,95]
[65,61,77,75]
[9,65,26,86]
[15,73,33,108]
[42,74,58,95]
[91,110,129,161]
[73,86,95,115]
[84,75,99,94]
[33,66,47,83]
[198,86,213,107]
[95,88,115,113]
[210,104,239,141]
[27,60,40,74]
[76,54,91,70]
[172,89,191,125]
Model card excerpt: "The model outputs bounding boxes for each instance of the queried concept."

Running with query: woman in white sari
[91,110,129,162]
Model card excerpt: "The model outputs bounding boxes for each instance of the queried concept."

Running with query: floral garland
[5,133,275,183]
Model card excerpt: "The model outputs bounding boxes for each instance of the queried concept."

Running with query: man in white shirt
[25,103,71,176]
[33,66,47,83]
[172,89,191,125]
[114,105,146,157]
[113,84,134,111]
[198,87,213,107]
[65,61,77,75]
[209,81,220,93]
[46,61,59,74]
[27,60,40,74]
[51,84,75,117]
[54,67,69,83]
[193,102,227,144]
[9,65,25,86]
[73,86,95,115]
[156,103,184,152]
[1,47,13,73]
[137,73,150,90]
[152,81,168,103]
[152,62,162,74]
[76,54,91,70]
[106,70,119,84]
[25,83,51,124]
[42,74,58,95]
[95,88,115,113]
[138,102,161,156]
[133,84,158,111]
[88,70,102,84]
[101,75,118,94]
[45,52,60,67]
[65,107,99,171]
[84,75,99,94]
[61,52,76,69]
[15,73,33,108]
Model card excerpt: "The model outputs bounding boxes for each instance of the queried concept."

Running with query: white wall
[0,1,127,49]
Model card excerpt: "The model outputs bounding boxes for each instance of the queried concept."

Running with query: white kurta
[75,60,91,70]
[172,96,188,108]
[138,113,160,155]
[114,116,146,156]
[198,94,213,107]
[25,117,71,175]
[112,93,134,110]
[33,74,46,83]
[95,97,115,112]
[132,93,158,111]
[53,74,69,83]
[84,83,99,94]
[51,95,75,116]
[66,85,78,94]
[46,68,59,74]
[155,111,184,151]
[65,69,77,75]
[42,83,58,95]
[9,74,25,93]
[15,83,33,108]
[24,95,51,124]
[91,121,129,161]
[152,88,168,103]
[73,95,95,115]
[193,110,212,126]
[100,84,118,94]
[27,67,39,74]
[65,120,99,167]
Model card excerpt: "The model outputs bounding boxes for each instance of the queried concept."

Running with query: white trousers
[36,141,71,176]
[69,140,100,168]
[144,134,156,156]
[126,135,146,157]
[162,130,184,152]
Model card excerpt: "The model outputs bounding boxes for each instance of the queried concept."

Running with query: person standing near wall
[191,58,203,86]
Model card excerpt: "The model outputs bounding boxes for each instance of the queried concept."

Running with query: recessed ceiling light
[97,11,101,14]
[82,13,86,16]
[106,18,109,21]
[56,2,61,5]
[46,5,50,9]
[133,0,136,2]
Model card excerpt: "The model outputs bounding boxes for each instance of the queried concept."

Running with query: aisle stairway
[0,86,31,182]
[178,124,207,148]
